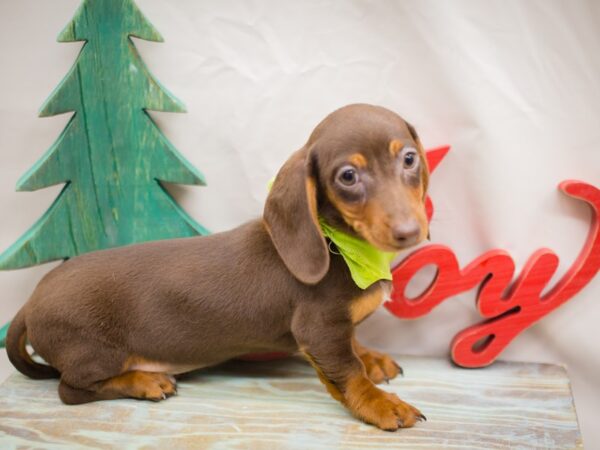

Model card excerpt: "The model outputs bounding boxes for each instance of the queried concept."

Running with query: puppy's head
[264,104,430,285]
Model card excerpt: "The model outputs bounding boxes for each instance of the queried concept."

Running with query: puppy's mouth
[373,239,421,253]
[346,216,427,253]
[358,228,426,253]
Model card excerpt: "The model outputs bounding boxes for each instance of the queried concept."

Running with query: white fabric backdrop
[1,0,598,445]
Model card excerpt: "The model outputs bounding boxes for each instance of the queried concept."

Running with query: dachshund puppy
[7,104,429,431]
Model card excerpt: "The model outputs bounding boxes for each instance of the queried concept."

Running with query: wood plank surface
[0,355,582,449]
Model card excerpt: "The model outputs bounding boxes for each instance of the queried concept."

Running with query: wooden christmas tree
[0,0,208,345]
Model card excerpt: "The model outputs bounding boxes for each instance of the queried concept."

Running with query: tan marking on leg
[96,370,177,401]
[344,372,423,430]
[352,338,402,384]
[300,350,344,402]
[123,355,203,375]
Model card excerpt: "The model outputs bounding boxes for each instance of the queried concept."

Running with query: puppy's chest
[349,282,391,324]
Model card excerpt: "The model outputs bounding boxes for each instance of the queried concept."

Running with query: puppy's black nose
[392,220,420,246]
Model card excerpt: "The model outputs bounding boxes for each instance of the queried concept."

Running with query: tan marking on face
[329,185,428,251]
[123,355,204,375]
[351,200,398,251]
[389,139,404,157]
[325,140,430,251]
[349,153,368,168]
[325,188,364,225]
[326,189,394,251]
[350,285,385,324]
[399,186,429,242]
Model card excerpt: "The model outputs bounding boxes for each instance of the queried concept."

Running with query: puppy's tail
[6,309,59,379]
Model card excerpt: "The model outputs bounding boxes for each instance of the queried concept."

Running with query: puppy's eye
[336,166,359,186]
[403,151,418,169]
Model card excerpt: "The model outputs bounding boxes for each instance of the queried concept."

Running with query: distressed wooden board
[0,355,582,449]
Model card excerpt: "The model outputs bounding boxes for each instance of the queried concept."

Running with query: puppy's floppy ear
[406,121,430,200]
[264,146,330,285]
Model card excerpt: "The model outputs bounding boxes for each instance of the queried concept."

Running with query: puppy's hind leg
[56,344,176,405]
[59,371,177,405]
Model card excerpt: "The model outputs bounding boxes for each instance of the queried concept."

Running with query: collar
[318,217,397,289]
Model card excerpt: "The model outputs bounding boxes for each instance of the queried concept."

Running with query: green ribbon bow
[267,178,395,289]
[318,218,397,289]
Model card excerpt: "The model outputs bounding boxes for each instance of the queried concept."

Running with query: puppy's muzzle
[391,219,421,248]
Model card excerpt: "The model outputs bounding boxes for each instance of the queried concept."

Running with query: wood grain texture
[0,355,582,449]
[0,0,208,272]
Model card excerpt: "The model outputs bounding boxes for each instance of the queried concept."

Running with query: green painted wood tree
[0,0,208,345]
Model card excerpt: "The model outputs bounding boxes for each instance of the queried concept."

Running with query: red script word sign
[388,150,600,368]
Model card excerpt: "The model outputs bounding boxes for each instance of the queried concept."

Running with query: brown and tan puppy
[6,103,429,431]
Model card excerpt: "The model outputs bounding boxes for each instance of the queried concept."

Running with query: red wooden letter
[452,181,600,367]
[423,146,449,221]
[387,181,600,368]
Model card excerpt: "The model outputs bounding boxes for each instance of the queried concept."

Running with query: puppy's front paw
[359,349,403,384]
[376,392,425,431]
[346,381,425,431]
